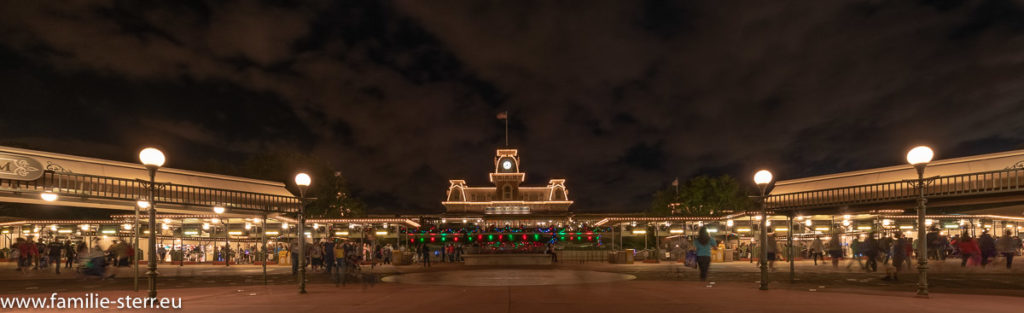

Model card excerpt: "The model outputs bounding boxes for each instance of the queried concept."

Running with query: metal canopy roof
[0,146,300,214]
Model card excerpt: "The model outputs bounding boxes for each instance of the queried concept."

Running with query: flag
[671,177,679,186]
[496,111,507,119]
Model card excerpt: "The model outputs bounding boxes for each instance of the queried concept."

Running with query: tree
[649,175,753,216]
[233,150,366,218]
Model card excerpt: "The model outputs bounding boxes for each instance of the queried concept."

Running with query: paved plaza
[1,258,1023,313]
[2,275,1023,313]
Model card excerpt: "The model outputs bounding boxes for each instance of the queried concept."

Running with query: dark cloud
[2,1,1024,213]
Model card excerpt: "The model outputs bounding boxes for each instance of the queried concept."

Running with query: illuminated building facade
[442,149,572,215]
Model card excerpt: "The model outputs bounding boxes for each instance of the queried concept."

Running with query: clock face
[502,160,513,170]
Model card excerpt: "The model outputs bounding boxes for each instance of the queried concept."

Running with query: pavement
[0,258,1022,312]
[1,279,1023,313]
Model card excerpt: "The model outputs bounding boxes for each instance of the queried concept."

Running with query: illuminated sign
[0,154,43,181]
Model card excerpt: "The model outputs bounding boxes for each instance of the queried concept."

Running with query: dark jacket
[978,234,997,253]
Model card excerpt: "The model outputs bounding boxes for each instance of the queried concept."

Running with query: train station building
[1,144,1023,265]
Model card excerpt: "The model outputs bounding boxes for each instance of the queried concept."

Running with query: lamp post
[134,200,148,291]
[259,215,267,285]
[139,147,165,298]
[214,206,227,267]
[906,145,934,297]
[753,169,774,291]
[294,173,311,294]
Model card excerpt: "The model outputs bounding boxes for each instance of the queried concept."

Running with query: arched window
[554,188,566,201]
[449,187,462,201]
[503,185,512,200]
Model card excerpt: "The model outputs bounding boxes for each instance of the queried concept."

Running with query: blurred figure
[997,230,1018,269]
[810,236,824,265]
[827,234,843,269]
[693,226,717,281]
[957,233,981,267]
[978,231,997,267]
[766,232,778,271]
[884,233,909,281]
[862,233,880,272]
[846,237,864,270]
[48,240,63,274]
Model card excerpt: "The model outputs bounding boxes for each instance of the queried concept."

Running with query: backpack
[684,251,697,268]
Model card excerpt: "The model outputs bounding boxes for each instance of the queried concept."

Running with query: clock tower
[490,149,524,201]
[442,148,571,214]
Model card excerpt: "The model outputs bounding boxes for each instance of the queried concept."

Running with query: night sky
[2,1,1024,213]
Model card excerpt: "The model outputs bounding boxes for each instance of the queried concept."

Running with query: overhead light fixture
[40,191,58,202]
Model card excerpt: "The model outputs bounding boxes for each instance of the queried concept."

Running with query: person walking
[879,234,893,265]
[693,226,717,281]
[13,238,24,272]
[290,238,300,275]
[997,230,1018,269]
[419,244,431,268]
[827,234,843,269]
[64,241,76,269]
[883,233,908,281]
[862,233,881,272]
[324,240,336,274]
[765,232,778,271]
[48,240,63,274]
[24,238,39,271]
[810,236,824,265]
[957,233,981,267]
[846,237,864,270]
[978,231,997,267]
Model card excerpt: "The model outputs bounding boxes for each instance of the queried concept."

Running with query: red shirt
[19,243,38,256]
[958,239,980,255]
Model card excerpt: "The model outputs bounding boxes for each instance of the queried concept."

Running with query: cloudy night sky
[2,1,1024,213]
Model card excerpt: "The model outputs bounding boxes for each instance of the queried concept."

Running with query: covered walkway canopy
[766,148,1024,214]
[0,145,300,215]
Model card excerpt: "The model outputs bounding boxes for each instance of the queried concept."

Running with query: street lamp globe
[138,148,166,168]
[753,170,773,185]
[137,200,150,209]
[213,206,226,214]
[295,173,311,187]
[906,146,934,165]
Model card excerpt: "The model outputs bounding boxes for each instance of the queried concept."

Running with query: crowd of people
[0,237,144,278]
[676,226,1023,282]
[287,238,395,276]
[1,237,84,274]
